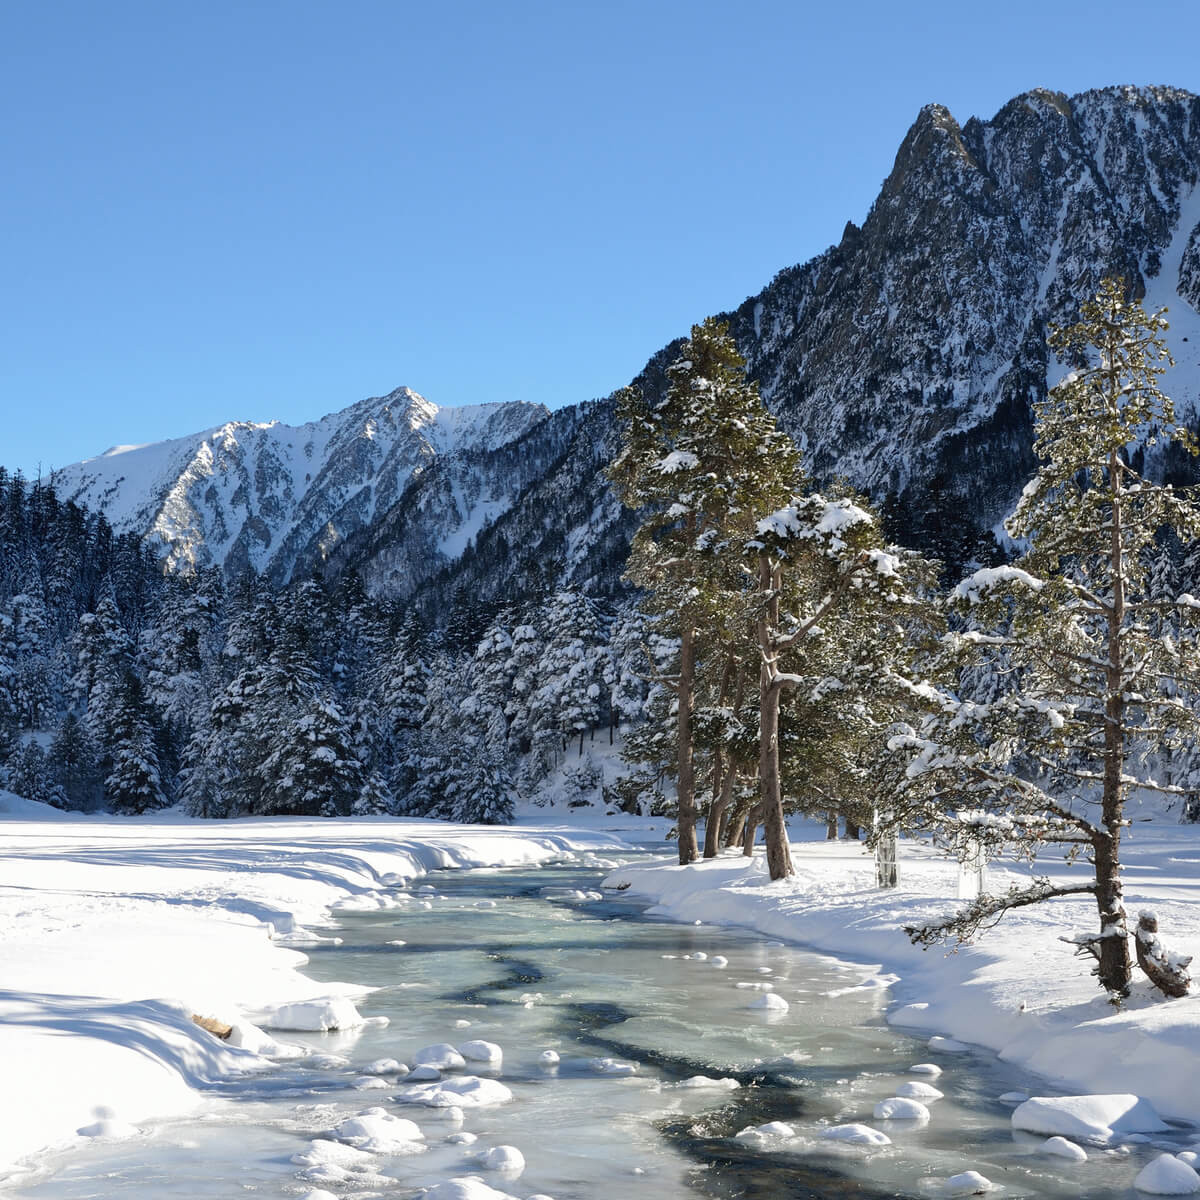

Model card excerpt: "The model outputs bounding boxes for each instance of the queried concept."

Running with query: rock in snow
[909,1063,943,1077]
[1012,1094,1169,1142]
[420,1177,518,1200]
[1134,1154,1200,1194]
[895,1080,944,1100]
[748,992,789,1012]
[332,1108,425,1154]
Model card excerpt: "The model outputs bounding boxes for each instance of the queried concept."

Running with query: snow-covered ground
[0,793,629,1179]
[605,825,1200,1129]
[6,788,1200,1190]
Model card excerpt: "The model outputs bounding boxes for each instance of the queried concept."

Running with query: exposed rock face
[724,85,1200,554]
[51,86,1200,600]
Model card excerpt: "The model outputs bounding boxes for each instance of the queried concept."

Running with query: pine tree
[104,669,167,814]
[898,278,1200,1000]
[50,713,101,810]
[609,318,799,863]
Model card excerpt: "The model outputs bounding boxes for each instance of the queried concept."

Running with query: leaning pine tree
[896,277,1200,1000]
[609,319,799,864]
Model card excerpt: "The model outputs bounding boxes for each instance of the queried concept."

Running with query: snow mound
[734,1121,795,1144]
[300,1190,339,1200]
[226,1020,307,1057]
[414,1043,467,1070]
[459,1040,503,1065]
[539,1050,560,1066]
[819,1123,891,1146]
[397,1075,514,1108]
[420,1177,518,1200]
[332,1108,425,1154]
[1042,1136,1087,1162]
[943,1170,993,1195]
[896,1081,944,1100]
[909,1063,943,1077]
[748,992,789,1012]
[672,1075,740,1090]
[261,998,364,1032]
[710,956,728,968]
[363,1057,408,1076]
[873,1097,931,1121]
[928,1035,969,1053]
[588,1057,637,1075]
[409,1065,442,1081]
[477,1144,525,1173]
[353,1075,391,1090]
[1012,1094,1169,1142]
[1134,1154,1200,1194]
[76,1114,140,1139]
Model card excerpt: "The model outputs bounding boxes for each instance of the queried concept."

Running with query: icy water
[11,851,1198,1199]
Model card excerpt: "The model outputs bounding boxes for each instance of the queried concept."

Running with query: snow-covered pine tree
[896,278,1200,1000]
[49,712,101,810]
[104,669,168,814]
[749,492,936,879]
[609,318,800,863]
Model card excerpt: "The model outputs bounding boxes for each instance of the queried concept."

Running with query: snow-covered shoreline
[0,796,630,1180]
[604,829,1200,1130]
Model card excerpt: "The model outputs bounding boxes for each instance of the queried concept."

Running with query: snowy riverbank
[604,829,1200,1129]
[0,795,631,1180]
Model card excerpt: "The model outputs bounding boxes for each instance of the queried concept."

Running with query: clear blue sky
[3,1,1199,477]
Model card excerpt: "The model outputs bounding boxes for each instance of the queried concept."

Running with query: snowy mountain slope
[722,85,1200,554]
[51,388,548,583]
[49,85,1200,600]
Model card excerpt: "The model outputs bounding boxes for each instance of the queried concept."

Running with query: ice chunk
[944,1170,993,1195]
[672,1075,740,1090]
[998,1091,1028,1103]
[477,1144,525,1173]
[1042,1136,1087,1162]
[414,1043,467,1070]
[475,899,497,909]
[353,1075,391,1090]
[710,955,728,968]
[300,1190,339,1200]
[1012,1095,1169,1141]
[873,1097,931,1121]
[734,1121,796,1144]
[261,998,364,1032]
[409,1065,442,1082]
[363,1057,408,1076]
[1134,1155,1200,1194]
[588,1057,638,1075]
[819,1124,891,1146]
[459,1039,503,1065]
[447,1131,478,1145]
[908,1063,943,1076]
[896,1081,944,1100]
[397,1075,514,1108]
[539,1050,560,1066]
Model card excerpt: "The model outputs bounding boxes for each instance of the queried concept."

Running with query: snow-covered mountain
[51,388,549,585]
[50,85,1200,602]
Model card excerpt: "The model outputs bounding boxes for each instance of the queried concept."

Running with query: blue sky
[3,1,1200,477]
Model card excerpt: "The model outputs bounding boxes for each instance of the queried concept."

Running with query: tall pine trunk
[676,624,699,865]
[1096,444,1132,996]
[757,554,794,880]
[704,660,744,858]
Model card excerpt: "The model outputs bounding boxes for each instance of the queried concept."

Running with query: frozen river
[12,851,1195,1198]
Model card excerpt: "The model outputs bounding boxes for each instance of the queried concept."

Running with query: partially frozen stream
[11,852,1196,1199]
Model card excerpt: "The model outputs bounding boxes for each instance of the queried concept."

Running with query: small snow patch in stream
[735,1121,796,1146]
[458,1040,503,1065]
[1041,1135,1088,1161]
[908,1063,942,1077]
[332,1108,425,1154]
[261,998,365,1032]
[747,992,789,1012]
[476,1144,525,1174]
[420,1177,517,1200]
[818,1124,891,1146]
[668,1075,740,1090]
[942,1169,993,1195]
[410,1066,442,1081]
[1012,1094,1168,1142]
[414,1043,467,1070]
[896,1081,944,1100]
[397,1075,515,1108]
[873,1097,931,1121]
[927,1035,969,1053]
[363,1057,408,1076]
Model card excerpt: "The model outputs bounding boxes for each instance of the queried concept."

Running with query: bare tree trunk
[676,624,699,865]
[1096,443,1132,997]
[704,660,744,858]
[742,802,761,856]
[757,554,794,880]
[724,793,750,849]
[825,811,838,840]
[844,820,862,841]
